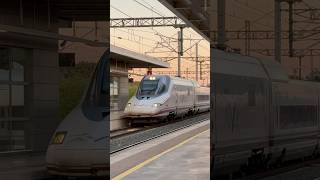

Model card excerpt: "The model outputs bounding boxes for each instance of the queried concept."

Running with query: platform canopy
[110,45,170,68]
[53,0,109,21]
[159,0,210,41]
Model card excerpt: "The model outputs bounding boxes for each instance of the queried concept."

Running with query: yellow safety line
[112,129,209,180]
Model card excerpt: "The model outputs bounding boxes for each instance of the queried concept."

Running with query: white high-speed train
[124,75,210,123]
[46,51,108,177]
[212,49,320,177]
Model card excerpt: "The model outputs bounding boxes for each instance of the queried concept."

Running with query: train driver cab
[136,75,170,100]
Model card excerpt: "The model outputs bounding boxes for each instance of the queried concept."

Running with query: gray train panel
[212,49,271,173]
[212,48,320,176]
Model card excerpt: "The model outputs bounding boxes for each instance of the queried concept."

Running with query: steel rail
[110,112,209,154]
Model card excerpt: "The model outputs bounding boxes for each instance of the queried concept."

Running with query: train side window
[280,105,317,129]
[198,95,209,101]
[248,85,256,106]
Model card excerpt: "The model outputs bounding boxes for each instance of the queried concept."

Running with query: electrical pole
[275,0,282,63]
[288,1,294,57]
[186,68,189,79]
[195,42,199,81]
[177,26,184,77]
[311,50,314,79]
[245,20,251,56]
[200,61,203,80]
[298,56,302,80]
[217,0,226,50]
[287,0,302,56]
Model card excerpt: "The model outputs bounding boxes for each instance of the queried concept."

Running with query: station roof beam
[158,0,210,41]
[52,0,109,21]
[110,45,170,68]
[110,17,186,28]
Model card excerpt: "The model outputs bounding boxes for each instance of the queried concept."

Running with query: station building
[110,45,169,130]
[59,21,109,65]
[0,1,108,154]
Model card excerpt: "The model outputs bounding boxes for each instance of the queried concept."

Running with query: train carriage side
[270,80,320,163]
[124,75,199,121]
[170,77,196,117]
[258,57,320,166]
[212,49,271,175]
[212,48,320,176]
[194,84,210,113]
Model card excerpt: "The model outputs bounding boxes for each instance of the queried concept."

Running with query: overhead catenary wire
[111,0,209,80]
[231,0,274,17]
[135,0,167,17]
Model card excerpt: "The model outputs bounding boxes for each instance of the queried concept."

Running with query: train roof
[145,74,202,86]
[212,49,288,82]
[289,79,320,89]
[258,58,289,82]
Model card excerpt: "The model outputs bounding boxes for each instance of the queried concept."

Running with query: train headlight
[153,103,161,107]
[52,131,67,145]
[127,103,131,107]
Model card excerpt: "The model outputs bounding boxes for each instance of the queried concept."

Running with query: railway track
[110,112,208,138]
[110,127,144,138]
[110,112,209,154]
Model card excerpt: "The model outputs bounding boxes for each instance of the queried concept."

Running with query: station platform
[111,122,210,180]
[0,153,49,180]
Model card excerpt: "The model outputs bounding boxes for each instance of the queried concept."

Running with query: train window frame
[198,95,209,102]
[136,76,170,99]
[279,105,317,129]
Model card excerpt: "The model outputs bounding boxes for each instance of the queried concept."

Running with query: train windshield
[82,50,108,121]
[136,76,169,98]
[140,80,159,93]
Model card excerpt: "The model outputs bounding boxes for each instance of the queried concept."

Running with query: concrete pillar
[29,48,59,152]
[118,76,129,111]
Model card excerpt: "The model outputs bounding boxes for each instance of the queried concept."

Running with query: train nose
[46,135,108,176]
[124,104,159,115]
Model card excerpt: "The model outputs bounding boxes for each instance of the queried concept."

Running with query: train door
[176,85,183,116]
[192,82,196,112]
[177,85,186,116]
[172,85,179,115]
[175,85,180,115]
[271,83,280,132]
[188,84,195,113]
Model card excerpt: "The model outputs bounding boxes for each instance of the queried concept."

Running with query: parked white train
[124,75,210,123]
[46,51,108,177]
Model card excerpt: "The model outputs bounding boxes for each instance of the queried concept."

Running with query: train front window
[139,80,159,95]
[136,76,169,98]
[82,50,108,121]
